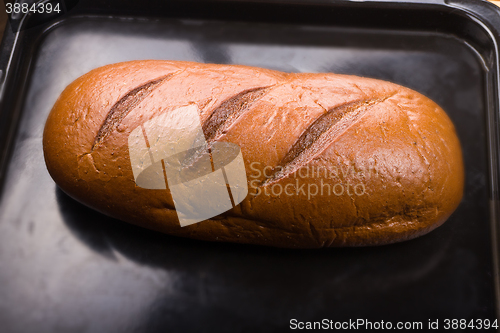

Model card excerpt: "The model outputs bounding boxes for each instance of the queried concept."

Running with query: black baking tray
[0,0,499,332]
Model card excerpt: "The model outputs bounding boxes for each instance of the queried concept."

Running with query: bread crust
[43,60,464,248]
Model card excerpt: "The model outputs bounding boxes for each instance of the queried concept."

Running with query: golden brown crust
[43,60,464,248]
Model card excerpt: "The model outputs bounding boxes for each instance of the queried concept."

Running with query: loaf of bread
[43,60,464,247]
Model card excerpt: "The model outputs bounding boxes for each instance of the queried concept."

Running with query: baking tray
[0,0,499,332]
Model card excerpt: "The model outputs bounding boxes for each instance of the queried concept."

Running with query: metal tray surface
[0,0,499,332]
